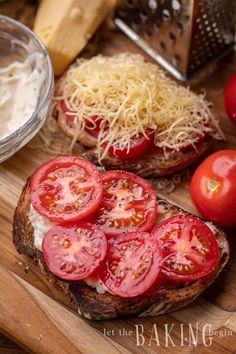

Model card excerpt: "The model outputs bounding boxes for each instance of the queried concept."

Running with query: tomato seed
[63,239,70,248]
[48,174,57,181]
[200,247,208,254]
[132,274,139,279]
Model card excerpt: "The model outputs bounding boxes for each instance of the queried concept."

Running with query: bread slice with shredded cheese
[56,53,224,161]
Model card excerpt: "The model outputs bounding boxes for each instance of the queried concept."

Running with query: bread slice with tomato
[12,156,229,320]
[54,53,223,177]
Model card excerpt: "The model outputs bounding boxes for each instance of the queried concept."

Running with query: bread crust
[12,180,229,320]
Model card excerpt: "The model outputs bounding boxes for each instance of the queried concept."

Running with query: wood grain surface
[0,5,236,354]
[0,333,28,354]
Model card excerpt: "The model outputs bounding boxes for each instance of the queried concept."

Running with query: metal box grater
[115,0,236,80]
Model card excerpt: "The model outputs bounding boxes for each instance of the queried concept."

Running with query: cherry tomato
[30,156,103,222]
[190,150,236,227]
[98,232,163,297]
[108,129,154,159]
[42,222,107,281]
[224,73,236,124]
[152,215,220,282]
[90,170,157,235]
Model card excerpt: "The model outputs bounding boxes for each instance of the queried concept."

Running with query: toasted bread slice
[55,74,213,177]
[12,180,229,320]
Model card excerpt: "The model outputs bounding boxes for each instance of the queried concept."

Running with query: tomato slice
[151,215,220,282]
[98,232,163,297]
[90,170,157,235]
[30,156,103,222]
[60,100,100,133]
[108,129,154,159]
[60,100,154,159]
[60,100,76,122]
[42,222,107,281]
[151,132,210,154]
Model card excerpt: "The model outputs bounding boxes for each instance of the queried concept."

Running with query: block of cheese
[33,0,115,76]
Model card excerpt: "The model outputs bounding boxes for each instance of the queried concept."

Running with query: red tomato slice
[60,100,154,159]
[97,125,154,159]
[152,215,220,282]
[60,100,76,122]
[108,129,154,159]
[151,131,210,154]
[224,72,236,125]
[98,232,163,297]
[30,156,103,222]
[42,222,107,281]
[90,170,157,235]
[60,100,100,133]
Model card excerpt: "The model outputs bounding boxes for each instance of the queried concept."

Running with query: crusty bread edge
[12,180,229,320]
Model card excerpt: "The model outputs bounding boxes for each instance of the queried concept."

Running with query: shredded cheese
[58,53,224,161]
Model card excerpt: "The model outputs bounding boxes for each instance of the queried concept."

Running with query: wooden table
[0,14,236,354]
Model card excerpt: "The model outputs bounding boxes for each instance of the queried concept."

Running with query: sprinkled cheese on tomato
[59,53,223,161]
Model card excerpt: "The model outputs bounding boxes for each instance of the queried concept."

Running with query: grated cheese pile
[60,53,223,161]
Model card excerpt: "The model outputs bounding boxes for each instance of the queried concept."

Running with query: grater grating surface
[115,0,236,80]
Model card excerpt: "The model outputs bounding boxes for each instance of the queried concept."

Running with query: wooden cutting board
[0,17,236,354]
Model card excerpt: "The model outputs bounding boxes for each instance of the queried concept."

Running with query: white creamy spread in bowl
[0,53,45,139]
[0,15,53,162]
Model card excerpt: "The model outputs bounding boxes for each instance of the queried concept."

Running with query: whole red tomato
[190,150,236,228]
[224,73,236,124]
